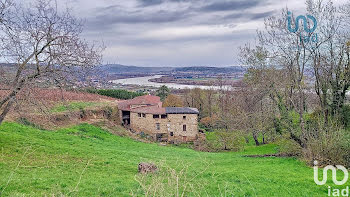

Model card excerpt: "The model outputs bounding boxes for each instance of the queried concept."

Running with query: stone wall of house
[167,114,198,142]
[129,112,198,142]
[130,112,168,135]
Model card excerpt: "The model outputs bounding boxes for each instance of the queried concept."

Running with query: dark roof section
[165,107,199,114]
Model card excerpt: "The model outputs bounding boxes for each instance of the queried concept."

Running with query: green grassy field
[0,122,344,196]
[50,101,101,113]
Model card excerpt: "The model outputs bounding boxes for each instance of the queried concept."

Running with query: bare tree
[308,0,350,120]
[240,0,350,148]
[0,0,103,125]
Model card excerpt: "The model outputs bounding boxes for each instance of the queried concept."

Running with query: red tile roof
[131,105,166,114]
[118,95,162,112]
[118,95,199,115]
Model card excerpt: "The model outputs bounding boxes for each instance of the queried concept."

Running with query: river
[111,75,231,90]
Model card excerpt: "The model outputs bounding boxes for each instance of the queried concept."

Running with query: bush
[303,118,350,167]
[341,105,350,129]
[87,89,145,100]
[16,117,43,130]
[51,101,97,113]
[132,161,237,196]
[276,138,302,156]
[162,94,183,107]
[197,130,245,152]
[199,115,219,129]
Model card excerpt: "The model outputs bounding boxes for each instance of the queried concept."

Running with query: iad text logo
[314,161,348,185]
[314,161,349,196]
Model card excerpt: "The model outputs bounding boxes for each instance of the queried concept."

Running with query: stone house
[118,95,200,142]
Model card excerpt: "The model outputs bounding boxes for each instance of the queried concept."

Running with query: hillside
[0,88,119,130]
[0,122,334,196]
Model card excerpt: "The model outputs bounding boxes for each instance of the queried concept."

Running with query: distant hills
[1,63,246,75]
[100,64,173,74]
[101,64,246,75]
[174,66,245,73]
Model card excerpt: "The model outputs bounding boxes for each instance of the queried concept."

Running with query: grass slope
[50,101,100,113]
[0,123,339,196]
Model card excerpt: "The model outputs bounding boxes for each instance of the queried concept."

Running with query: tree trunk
[252,131,260,146]
[262,133,266,144]
[0,98,15,125]
[290,132,304,148]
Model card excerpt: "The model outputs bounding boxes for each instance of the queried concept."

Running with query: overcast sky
[53,0,345,67]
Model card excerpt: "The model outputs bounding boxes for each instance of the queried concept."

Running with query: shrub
[162,94,183,107]
[276,138,302,156]
[132,161,236,196]
[196,130,245,152]
[87,89,145,100]
[51,101,97,113]
[16,117,43,130]
[303,118,350,167]
[341,105,350,129]
[199,115,219,129]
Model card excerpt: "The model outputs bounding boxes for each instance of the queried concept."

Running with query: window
[156,123,160,130]
[161,114,167,119]
[183,125,187,131]
[153,114,159,119]
[142,113,146,118]
[170,132,174,136]
[138,113,141,117]
[183,116,186,120]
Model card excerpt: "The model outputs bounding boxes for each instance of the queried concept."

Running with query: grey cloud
[101,10,187,24]
[200,1,263,12]
[249,11,275,19]
[86,9,192,31]
[136,0,195,7]
[73,0,284,66]
[224,11,275,20]
[138,0,163,6]
[88,0,270,31]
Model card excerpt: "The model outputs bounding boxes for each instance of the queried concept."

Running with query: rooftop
[165,107,199,114]
[118,95,161,111]
[131,105,166,114]
[118,95,199,115]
